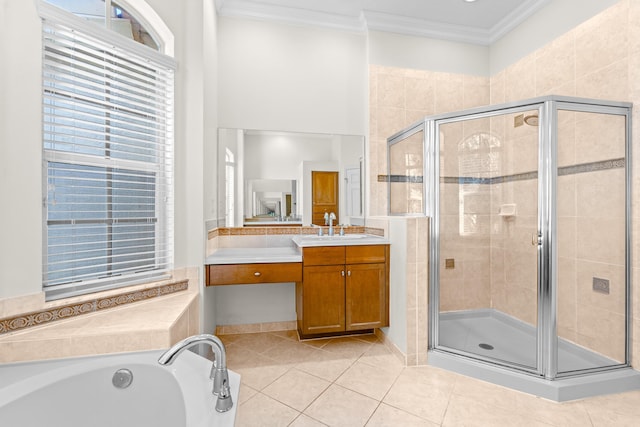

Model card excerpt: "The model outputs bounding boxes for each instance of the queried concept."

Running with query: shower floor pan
[430,309,640,401]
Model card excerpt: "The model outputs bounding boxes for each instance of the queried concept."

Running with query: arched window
[43,0,162,50]
[39,0,177,300]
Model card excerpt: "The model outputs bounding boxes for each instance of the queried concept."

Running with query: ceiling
[215,0,551,45]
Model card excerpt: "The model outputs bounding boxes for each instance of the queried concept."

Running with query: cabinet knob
[254,272,261,277]
[341,270,345,277]
[347,271,351,277]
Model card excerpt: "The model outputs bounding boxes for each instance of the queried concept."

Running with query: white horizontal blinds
[42,16,174,300]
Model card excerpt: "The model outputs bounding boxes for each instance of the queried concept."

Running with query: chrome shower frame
[387,95,633,384]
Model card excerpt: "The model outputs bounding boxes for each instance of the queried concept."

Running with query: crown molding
[216,0,367,33]
[216,0,551,45]
[363,10,492,45]
[487,0,551,43]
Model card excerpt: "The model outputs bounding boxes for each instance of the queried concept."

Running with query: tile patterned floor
[221,331,640,426]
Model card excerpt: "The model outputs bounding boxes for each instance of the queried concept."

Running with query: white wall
[243,133,333,180]
[0,0,44,299]
[217,17,368,136]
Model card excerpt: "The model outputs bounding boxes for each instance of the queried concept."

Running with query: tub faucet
[158,334,233,413]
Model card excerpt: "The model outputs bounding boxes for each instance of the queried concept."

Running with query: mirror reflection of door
[312,171,339,225]
[345,166,361,217]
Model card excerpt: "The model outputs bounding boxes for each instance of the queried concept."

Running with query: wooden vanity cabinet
[296,244,389,338]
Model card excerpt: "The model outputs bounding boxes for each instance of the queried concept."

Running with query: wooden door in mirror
[311,171,339,225]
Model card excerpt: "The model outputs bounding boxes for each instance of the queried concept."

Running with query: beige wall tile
[0,292,44,319]
[406,262,417,310]
[634,317,640,367]
[557,176,576,218]
[575,59,629,101]
[378,107,407,142]
[463,75,490,109]
[536,31,576,96]
[169,308,190,345]
[0,337,74,363]
[188,298,200,336]
[574,0,629,79]
[557,111,576,168]
[576,306,626,362]
[558,215,577,262]
[435,73,464,114]
[576,261,626,315]
[504,53,536,102]
[574,112,626,164]
[576,168,626,220]
[489,70,506,104]
[405,75,435,113]
[557,256,578,341]
[577,216,625,266]
[378,72,405,109]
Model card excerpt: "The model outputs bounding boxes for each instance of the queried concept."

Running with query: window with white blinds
[41,7,175,300]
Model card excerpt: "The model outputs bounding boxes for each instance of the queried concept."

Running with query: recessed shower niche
[387,95,640,401]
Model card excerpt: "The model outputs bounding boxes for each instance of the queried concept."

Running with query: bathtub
[0,348,240,427]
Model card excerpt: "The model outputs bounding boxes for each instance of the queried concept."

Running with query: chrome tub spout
[158,334,233,413]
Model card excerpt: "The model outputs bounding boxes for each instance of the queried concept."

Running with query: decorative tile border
[440,158,625,185]
[209,225,370,237]
[558,158,625,176]
[378,174,424,183]
[0,280,188,336]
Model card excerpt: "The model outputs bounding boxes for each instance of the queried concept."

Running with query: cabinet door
[345,263,387,331]
[301,265,345,335]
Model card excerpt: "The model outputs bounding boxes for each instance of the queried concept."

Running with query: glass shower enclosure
[388,95,632,386]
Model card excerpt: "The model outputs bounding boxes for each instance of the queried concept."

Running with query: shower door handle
[531,232,542,246]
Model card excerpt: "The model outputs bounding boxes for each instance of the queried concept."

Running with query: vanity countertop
[205,247,302,265]
[292,234,390,248]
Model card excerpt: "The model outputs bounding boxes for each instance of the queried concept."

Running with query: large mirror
[217,129,364,227]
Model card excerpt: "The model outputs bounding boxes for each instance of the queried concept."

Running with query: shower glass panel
[388,126,425,215]
[436,108,541,372]
[388,96,633,395]
[556,108,628,375]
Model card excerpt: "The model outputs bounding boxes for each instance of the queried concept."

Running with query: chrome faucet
[312,223,324,236]
[324,212,337,236]
[158,334,233,413]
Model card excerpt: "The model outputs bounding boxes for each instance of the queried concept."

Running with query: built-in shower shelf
[498,204,516,217]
